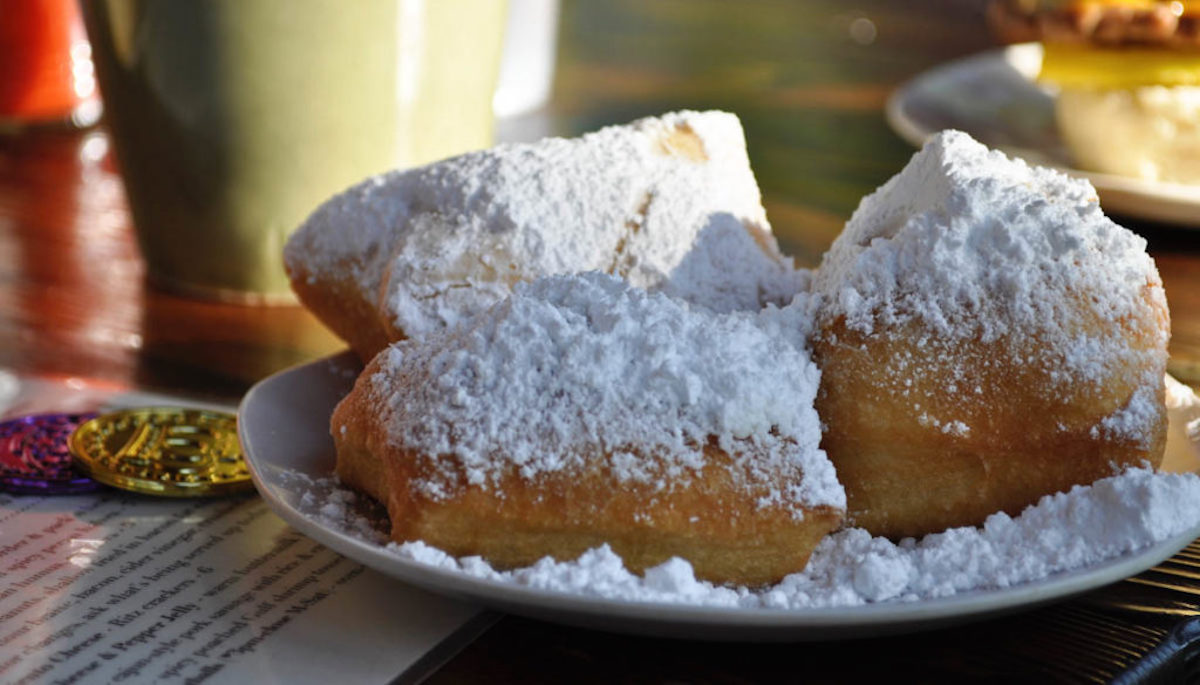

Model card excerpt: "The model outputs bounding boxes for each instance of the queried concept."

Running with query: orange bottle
[0,0,100,128]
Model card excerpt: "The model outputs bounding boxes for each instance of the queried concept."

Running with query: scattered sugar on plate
[286,466,1200,608]
[283,470,389,546]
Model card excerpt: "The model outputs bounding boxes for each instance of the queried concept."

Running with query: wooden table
[3,1,1199,681]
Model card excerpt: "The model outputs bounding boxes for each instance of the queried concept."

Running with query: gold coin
[70,408,253,497]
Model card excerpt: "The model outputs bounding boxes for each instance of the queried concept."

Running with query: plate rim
[238,352,1200,639]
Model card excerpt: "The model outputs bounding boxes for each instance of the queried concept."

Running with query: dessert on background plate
[989,0,1200,184]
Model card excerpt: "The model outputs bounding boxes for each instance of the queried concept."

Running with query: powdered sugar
[288,470,390,546]
[288,466,1200,608]
[284,110,806,343]
[352,272,843,513]
[813,130,1161,347]
[785,467,1200,606]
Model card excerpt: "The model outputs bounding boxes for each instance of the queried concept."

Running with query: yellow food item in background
[1040,43,1200,88]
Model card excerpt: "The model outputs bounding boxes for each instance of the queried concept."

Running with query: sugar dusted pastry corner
[332,273,845,587]
[284,110,804,361]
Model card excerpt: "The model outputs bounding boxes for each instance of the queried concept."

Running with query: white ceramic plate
[886,43,1200,226]
[237,353,1200,641]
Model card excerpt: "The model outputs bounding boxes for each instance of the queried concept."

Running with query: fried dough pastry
[811,131,1169,540]
[284,110,804,361]
[331,273,845,586]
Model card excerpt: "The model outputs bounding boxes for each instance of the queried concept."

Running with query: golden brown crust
[285,260,393,362]
[331,363,843,587]
[989,0,1200,49]
[812,283,1169,540]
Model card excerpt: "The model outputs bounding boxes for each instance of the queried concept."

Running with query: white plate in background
[887,44,1200,226]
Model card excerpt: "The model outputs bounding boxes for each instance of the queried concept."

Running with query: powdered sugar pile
[285,110,806,341]
[286,466,1200,608]
[352,272,843,513]
[813,130,1163,345]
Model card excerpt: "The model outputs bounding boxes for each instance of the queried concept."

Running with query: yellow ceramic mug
[84,0,507,303]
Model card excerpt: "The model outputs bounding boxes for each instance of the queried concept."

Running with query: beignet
[810,130,1170,540]
[285,110,804,360]
[332,273,845,586]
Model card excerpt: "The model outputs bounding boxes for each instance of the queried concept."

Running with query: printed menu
[0,375,485,685]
